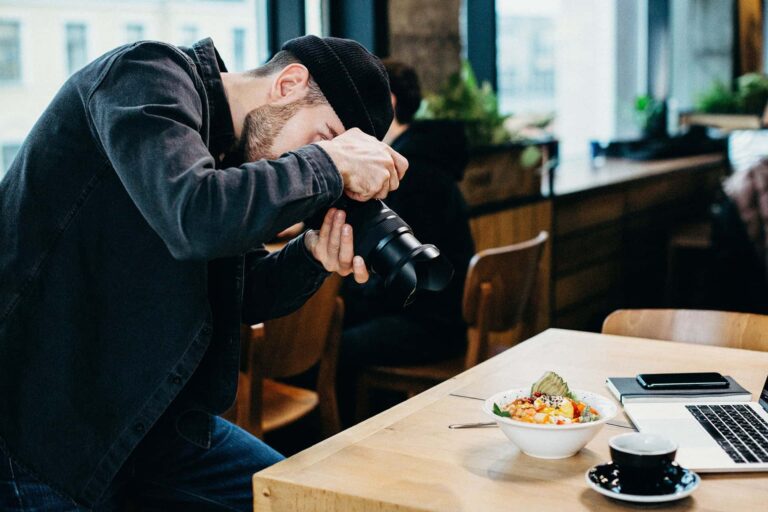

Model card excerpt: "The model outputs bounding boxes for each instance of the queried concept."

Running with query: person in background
[338,59,476,421]
[0,35,406,510]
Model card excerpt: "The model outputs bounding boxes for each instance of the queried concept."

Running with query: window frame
[232,27,247,71]
[64,21,89,77]
[0,19,22,85]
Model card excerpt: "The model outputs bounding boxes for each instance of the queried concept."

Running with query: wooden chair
[227,275,344,438]
[355,231,549,420]
[602,309,768,352]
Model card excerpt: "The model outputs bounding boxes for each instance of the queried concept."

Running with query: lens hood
[335,197,454,306]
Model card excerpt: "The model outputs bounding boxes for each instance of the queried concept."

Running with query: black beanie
[282,35,393,141]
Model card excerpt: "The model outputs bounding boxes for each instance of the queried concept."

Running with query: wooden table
[253,329,768,511]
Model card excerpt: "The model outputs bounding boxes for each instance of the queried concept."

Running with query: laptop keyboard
[686,404,768,463]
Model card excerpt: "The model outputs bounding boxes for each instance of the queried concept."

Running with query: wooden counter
[550,153,725,197]
[467,153,728,333]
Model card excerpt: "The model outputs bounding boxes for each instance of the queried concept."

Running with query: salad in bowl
[484,371,618,458]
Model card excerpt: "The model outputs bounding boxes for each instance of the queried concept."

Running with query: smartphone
[636,372,729,390]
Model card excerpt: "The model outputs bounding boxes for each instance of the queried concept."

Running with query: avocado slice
[530,371,573,398]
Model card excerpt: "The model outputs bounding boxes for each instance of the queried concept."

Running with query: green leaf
[492,402,511,418]
[695,80,741,114]
[580,406,598,423]
[520,146,542,169]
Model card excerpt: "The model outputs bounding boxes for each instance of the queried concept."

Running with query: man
[0,35,406,510]
[339,60,475,419]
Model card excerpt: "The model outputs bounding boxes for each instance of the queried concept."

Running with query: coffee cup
[608,432,678,494]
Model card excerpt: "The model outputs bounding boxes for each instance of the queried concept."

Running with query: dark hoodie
[343,120,475,336]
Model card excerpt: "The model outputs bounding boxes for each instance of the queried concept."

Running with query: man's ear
[269,63,311,105]
[390,92,397,110]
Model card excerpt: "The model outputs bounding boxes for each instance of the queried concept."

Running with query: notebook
[606,376,751,404]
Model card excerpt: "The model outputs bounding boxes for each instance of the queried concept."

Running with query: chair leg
[317,297,344,437]
[245,376,264,439]
[318,387,342,438]
[238,324,265,439]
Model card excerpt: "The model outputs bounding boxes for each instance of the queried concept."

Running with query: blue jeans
[0,416,283,511]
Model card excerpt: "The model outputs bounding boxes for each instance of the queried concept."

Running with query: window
[494,0,645,160]
[1,143,21,180]
[669,0,734,114]
[65,23,88,75]
[497,14,555,114]
[232,28,246,71]
[181,25,199,47]
[305,0,329,37]
[125,23,145,43]
[0,20,21,82]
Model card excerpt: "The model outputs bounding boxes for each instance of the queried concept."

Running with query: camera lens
[337,197,453,306]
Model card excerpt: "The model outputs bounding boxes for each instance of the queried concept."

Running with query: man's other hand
[315,128,408,202]
[304,208,369,283]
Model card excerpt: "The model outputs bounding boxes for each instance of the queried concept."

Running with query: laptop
[624,375,768,472]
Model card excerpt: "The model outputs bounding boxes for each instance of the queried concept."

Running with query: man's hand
[315,128,409,202]
[304,208,369,283]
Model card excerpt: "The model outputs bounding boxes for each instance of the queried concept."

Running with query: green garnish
[493,402,511,418]
[580,407,598,423]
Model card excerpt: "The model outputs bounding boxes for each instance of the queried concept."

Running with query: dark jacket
[343,120,475,335]
[0,39,342,506]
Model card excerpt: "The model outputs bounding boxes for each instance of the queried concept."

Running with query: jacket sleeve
[86,42,342,261]
[241,233,329,325]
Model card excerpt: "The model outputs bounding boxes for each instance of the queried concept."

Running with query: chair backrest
[463,231,548,366]
[602,309,768,352]
[249,274,343,378]
[463,231,548,330]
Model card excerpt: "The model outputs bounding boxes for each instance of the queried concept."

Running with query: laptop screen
[761,374,768,412]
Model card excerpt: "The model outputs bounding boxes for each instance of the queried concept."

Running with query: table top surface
[253,328,768,511]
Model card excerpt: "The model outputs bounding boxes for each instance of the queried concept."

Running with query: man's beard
[237,102,302,162]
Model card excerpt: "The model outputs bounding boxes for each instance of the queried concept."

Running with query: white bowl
[483,388,618,459]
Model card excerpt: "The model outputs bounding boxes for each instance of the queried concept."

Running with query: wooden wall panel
[551,162,728,331]
[555,225,622,274]
[555,260,621,311]
[555,191,624,235]
[554,294,619,331]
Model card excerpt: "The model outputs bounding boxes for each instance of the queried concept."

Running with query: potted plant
[634,94,667,139]
[417,61,556,207]
[679,73,768,131]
